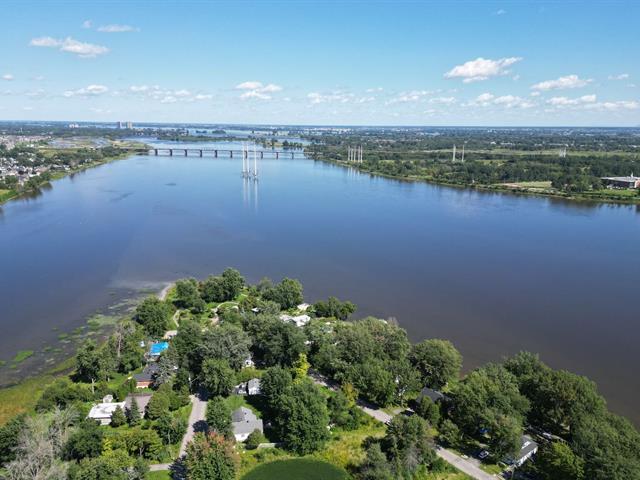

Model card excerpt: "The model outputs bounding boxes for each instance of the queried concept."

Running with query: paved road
[149,393,208,472]
[310,370,496,480]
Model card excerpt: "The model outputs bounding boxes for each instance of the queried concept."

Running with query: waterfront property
[601,174,640,189]
[133,363,160,389]
[87,395,126,425]
[232,406,263,442]
[417,387,449,403]
[504,435,539,467]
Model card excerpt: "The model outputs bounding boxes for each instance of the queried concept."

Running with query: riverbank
[310,157,640,206]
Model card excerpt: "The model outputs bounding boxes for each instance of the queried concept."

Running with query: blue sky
[1,0,639,126]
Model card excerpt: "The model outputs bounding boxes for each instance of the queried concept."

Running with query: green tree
[76,340,109,391]
[274,380,329,455]
[64,419,104,461]
[175,278,205,312]
[244,429,266,450]
[206,396,233,438]
[414,395,441,426]
[110,406,126,427]
[380,415,436,477]
[126,398,141,426]
[262,277,303,309]
[358,443,394,480]
[536,442,584,480]
[438,419,461,448]
[184,432,238,480]
[145,391,170,420]
[201,359,236,397]
[133,297,171,338]
[411,339,462,389]
[220,268,245,300]
[260,366,293,413]
[199,323,251,371]
[313,296,357,320]
[0,414,26,466]
[488,414,522,459]
[247,315,306,367]
[155,413,187,445]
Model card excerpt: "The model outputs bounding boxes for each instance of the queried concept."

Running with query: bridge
[121,147,306,159]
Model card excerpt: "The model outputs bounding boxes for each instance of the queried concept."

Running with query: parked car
[478,450,490,460]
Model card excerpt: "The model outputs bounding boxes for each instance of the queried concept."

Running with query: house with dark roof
[232,407,263,442]
[504,435,539,467]
[133,363,160,389]
[417,387,449,403]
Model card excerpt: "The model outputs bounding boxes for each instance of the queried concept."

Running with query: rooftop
[232,407,263,436]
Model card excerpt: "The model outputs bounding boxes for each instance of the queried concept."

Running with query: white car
[478,450,490,460]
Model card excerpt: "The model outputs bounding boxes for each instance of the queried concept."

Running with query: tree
[175,278,205,312]
[64,419,104,461]
[126,398,141,426]
[536,442,584,480]
[244,429,266,450]
[438,419,461,448]
[155,413,187,445]
[487,414,521,459]
[358,442,394,480]
[411,339,462,390]
[184,432,238,480]
[110,406,126,427]
[133,297,171,338]
[247,315,306,367]
[274,380,329,454]
[414,395,440,426]
[313,296,357,320]
[262,277,303,309]
[0,414,26,466]
[292,352,310,382]
[145,391,170,420]
[76,340,109,391]
[220,268,245,301]
[260,366,293,413]
[199,323,251,371]
[381,415,436,477]
[36,378,92,412]
[201,359,236,397]
[206,396,233,438]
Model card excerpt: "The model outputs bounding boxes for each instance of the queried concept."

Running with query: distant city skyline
[1,0,639,126]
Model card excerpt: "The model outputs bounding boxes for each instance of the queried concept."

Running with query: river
[0,139,638,424]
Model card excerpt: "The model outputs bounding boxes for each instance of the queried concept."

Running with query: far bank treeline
[0,269,638,480]
[304,128,640,200]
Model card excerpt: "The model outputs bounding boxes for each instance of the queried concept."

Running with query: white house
[505,435,539,467]
[87,395,126,426]
[279,313,311,328]
[247,378,261,395]
[232,407,263,442]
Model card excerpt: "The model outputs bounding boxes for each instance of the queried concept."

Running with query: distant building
[133,363,160,389]
[601,174,640,189]
[504,435,539,467]
[232,406,263,442]
[87,395,126,425]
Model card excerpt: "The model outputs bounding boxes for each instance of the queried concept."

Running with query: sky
[1,0,639,126]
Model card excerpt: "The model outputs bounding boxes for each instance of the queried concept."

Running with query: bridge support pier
[184,149,188,156]
[154,149,158,156]
[214,150,218,158]
[260,151,264,159]
[230,150,233,158]
[199,150,203,157]
[169,149,173,156]
[276,152,279,159]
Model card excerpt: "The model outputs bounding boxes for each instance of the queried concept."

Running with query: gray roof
[601,175,639,181]
[419,387,447,403]
[125,393,153,415]
[247,378,261,389]
[232,407,263,436]
[517,435,539,460]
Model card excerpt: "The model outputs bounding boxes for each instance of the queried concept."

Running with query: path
[149,392,208,472]
[309,370,496,480]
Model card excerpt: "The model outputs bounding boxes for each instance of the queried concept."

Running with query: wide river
[1,140,638,424]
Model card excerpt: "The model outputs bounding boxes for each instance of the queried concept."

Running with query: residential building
[505,435,539,467]
[232,407,263,442]
[133,363,160,389]
[87,395,126,425]
[601,174,640,189]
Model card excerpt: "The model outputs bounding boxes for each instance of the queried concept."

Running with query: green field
[241,459,349,480]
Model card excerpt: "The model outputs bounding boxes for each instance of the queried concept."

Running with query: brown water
[0,140,638,424]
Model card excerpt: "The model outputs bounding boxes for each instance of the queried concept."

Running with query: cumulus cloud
[82,20,92,29]
[63,84,109,97]
[97,24,139,33]
[2,74,13,81]
[494,9,507,15]
[236,81,282,100]
[307,91,354,104]
[583,100,639,111]
[547,94,596,106]
[608,73,630,81]
[127,85,213,103]
[445,57,522,83]
[531,74,592,91]
[387,90,434,104]
[429,96,457,104]
[472,92,533,108]
[30,36,109,58]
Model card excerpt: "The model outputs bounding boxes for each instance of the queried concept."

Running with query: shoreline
[310,156,640,206]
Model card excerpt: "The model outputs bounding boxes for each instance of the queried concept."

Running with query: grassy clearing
[501,181,553,189]
[146,471,171,480]
[313,421,385,470]
[241,458,349,480]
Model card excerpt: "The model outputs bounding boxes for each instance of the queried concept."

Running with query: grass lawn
[241,458,349,480]
[313,420,385,470]
[146,471,171,480]
[500,181,553,189]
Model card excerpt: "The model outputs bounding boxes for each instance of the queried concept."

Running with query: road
[310,370,496,480]
[149,392,208,472]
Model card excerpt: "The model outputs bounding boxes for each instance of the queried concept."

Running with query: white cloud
[129,85,151,92]
[97,24,139,33]
[547,94,596,106]
[387,90,434,104]
[366,87,384,93]
[472,92,533,108]
[608,73,630,81]
[160,96,177,104]
[530,91,541,97]
[236,81,282,100]
[82,20,92,29]
[445,57,522,83]
[583,100,639,111]
[30,36,109,58]
[307,91,354,104]
[173,89,191,97]
[531,74,592,91]
[63,84,109,97]
[2,74,13,81]
[495,9,507,15]
[194,94,213,101]
[429,96,457,105]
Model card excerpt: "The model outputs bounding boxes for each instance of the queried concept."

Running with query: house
[133,363,160,389]
[233,378,261,396]
[279,313,311,328]
[601,174,640,189]
[417,387,449,404]
[505,435,539,467]
[87,395,126,426]
[148,341,169,360]
[232,407,263,442]
[124,393,153,417]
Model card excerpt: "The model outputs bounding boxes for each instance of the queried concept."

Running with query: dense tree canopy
[184,432,237,480]
[133,297,172,338]
[410,339,462,389]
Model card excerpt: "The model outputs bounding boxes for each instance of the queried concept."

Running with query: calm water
[1,140,639,424]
